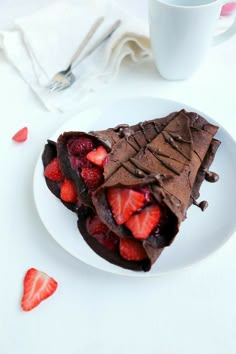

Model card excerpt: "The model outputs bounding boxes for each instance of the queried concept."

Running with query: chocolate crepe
[56,111,178,207]
[42,140,80,212]
[42,110,220,271]
[85,110,220,270]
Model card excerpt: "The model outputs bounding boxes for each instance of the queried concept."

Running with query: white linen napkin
[0,0,151,113]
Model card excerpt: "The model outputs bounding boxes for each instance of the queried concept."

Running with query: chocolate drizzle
[205,170,219,183]
[192,199,209,211]
[168,132,192,144]
[162,131,191,161]
[139,122,150,142]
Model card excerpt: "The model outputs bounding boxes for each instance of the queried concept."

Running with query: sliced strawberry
[86,215,109,236]
[21,268,58,311]
[125,205,161,239]
[44,158,64,182]
[86,146,108,167]
[60,179,77,203]
[69,137,94,156]
[107,187,145,225]
[81,167,104,190]
[119,238,147,261]
[12,127,28,142]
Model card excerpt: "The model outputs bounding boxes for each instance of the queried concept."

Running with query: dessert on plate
[42,110,220,271]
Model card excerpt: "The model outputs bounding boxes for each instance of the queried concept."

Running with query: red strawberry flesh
[21,268,58,311]
[44,158,64,182]
[119,238,147,261]
[125,205,161,239]
[107,187,145,225]
[12,127,28,143]
[60,178,77,203]
[86,146,108,167]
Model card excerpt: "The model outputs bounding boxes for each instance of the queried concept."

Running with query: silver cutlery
[48,19,121,93]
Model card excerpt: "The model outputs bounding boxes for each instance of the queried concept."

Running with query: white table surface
[1,1,236,354]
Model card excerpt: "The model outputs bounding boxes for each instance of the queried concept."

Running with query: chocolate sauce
[125,138,139,152]
[113,124,130,131]
[168,132,192,144]
[146,145,181,175]
[147,145,170,158]
[205,171,219,183]
[120,127,134,139]
[162,131,191,161]
[139,123,150,142]
[135,169,145,178]
[193,199,208,211]
[153,121,161,134]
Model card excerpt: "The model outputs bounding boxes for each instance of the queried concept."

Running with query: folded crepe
[42,110,220,271]
[42,139,80,212]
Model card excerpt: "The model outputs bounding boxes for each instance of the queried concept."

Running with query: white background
[0,1,236,354]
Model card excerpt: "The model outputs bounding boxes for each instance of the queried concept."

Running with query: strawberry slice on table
[119,238,147,261]
[12,127,28,142]
[107,187,145,225]
[86,146,108,167]
[21,268,58,311]
[60,178,77,202]
[125,205,161,240]
[44,157,64,182]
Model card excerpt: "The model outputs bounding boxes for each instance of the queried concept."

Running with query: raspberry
[86,215,108,236]
[86,215,119,250]
[69,156,92,170]
[102,232,119,250]
[81,167,104,190]
[69,137,94,156]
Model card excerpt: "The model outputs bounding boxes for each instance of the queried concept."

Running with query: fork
[48,19,121,93]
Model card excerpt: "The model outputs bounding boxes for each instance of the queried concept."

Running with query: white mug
[149,0,236,80]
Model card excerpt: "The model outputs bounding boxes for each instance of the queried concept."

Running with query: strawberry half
[21,268,58,311]
[86,146,108,167]
[107,187,145,225]
[44,158,64,182]
[60,179,77,203]
[125,205,161,239]
[119,238,147,261]
[12,127,28,142]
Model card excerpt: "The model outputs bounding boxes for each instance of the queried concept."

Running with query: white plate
[33,96,236,276]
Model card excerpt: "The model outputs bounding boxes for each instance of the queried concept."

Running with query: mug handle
[213,1,236,45]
